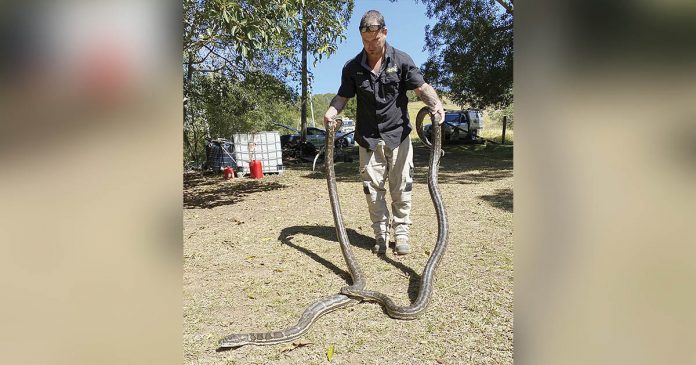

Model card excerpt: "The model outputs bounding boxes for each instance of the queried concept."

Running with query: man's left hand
[432,105,445,125]
[415,83,445,124]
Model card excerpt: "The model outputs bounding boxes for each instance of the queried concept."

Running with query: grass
[184,141,513,364]
[482,127,514,144]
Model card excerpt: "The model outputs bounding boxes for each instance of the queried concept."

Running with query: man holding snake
[323,9,444,255]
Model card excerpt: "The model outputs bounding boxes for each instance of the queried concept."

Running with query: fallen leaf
[279,343,295,353]
[327,344,335,361]
[274,268,284,272]
[245,255,256,261]
[436,358,447,364]
[293,339,312,347]
[278,339,312,353]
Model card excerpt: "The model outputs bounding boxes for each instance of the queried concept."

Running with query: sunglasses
[359,24,384,33]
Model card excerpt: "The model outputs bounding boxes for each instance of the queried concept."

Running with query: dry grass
[184,142,513,364]
[481,128,514,144]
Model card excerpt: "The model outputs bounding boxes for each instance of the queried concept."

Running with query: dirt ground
[184,142,513,364]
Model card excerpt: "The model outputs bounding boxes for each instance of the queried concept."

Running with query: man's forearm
[415,83,444,123]
[415,83,442,110]
[327,95,349,116]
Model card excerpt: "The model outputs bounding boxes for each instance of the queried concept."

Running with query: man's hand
[431,105,445,125]
[415,83,445,124]
[323,111,338,130]
[324,95,349,129]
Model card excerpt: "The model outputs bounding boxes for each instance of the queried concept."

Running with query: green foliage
[182,0,351,72]
[182,0,355,164]
[486,102,514,129]
[184,71,299,164]
[308,93,357,123]
[202,72,298,135]
[309,93,334,124]
[421,0,513,109]
[299,0,354,67]
[183,0,298,69]
[292,1,354,140]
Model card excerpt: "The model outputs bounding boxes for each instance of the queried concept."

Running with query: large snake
[218,107,446,347]
[340,107,448,319]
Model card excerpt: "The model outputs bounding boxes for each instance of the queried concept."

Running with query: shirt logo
[386,66,398,74]
[356,71,364,75]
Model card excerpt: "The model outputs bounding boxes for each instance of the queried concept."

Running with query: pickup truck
[423,109,484,143]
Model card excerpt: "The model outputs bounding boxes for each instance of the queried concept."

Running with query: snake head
[218,333,250,348]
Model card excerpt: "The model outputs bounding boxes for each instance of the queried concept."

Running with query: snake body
[217,294,356,347]
[218,108,446,347]
[218,119,366,348]
[340,108,448,319]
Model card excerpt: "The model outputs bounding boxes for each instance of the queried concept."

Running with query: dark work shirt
[337,43,425,150]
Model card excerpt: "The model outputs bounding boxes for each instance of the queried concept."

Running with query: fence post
[502,116,507,145]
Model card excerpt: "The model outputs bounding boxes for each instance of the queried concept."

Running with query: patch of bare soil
[184,143,513,364]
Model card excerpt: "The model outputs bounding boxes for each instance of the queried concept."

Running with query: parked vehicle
[276,123,355,151]
[339,118,355,134]
[423,109,484,143]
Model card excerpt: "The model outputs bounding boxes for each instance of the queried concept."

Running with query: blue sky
[309,0,436,94]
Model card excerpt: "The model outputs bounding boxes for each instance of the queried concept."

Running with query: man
[323,10,444,255]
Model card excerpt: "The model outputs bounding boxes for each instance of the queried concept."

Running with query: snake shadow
[215,346,240,352]
[278,225,421,304]
[216,225,423,352]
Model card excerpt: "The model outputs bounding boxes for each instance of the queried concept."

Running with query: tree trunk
[192,127,199,166]
[502,115,507,145]
[184,52,195,164]
[300,6,308,143]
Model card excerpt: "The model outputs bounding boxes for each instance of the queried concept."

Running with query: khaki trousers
[358,138,414,239]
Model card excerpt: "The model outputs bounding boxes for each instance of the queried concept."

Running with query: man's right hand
[324,112,338,130]
[324,96,348,130]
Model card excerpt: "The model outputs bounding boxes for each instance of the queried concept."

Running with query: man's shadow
[277,225,421,304]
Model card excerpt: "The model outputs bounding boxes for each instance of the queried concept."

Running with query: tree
[291,0,353,142]
[182,0,354,164]
[184,70,299,164]
[183,0,301,165]
[184,0,334,166]
[309,93,357,123]
[204,72,298,136]
[421,0,513,108]
[309,93,334,125]
[183,0,298,74]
